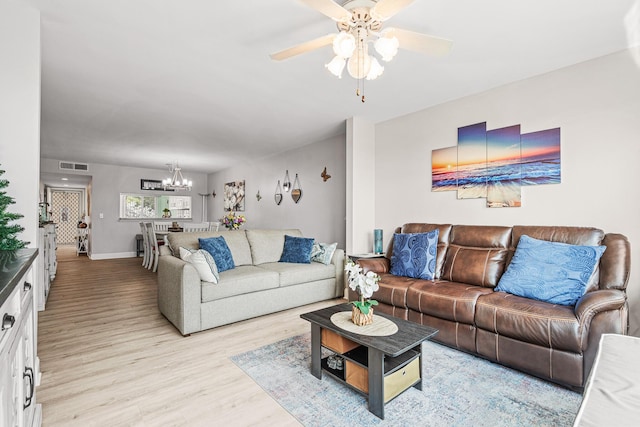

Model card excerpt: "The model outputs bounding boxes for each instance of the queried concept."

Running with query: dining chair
[139,222,150,268]
[145,222,160,272]
[183,222,209,232]
[153,221,171,232]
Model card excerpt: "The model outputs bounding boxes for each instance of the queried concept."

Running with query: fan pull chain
[356,79,365,103]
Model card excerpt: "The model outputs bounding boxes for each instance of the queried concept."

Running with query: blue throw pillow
[199,236,235,272]
[390,230,439,280]
[279,235,315,264]
[495,235,606,306]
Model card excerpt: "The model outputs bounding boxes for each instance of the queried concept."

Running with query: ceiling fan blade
[371,0,416,21]
[299,0,351,22]
[386,28,453,56]
[270,33,336,61]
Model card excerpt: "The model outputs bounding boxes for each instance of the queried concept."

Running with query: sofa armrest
[331,248,345,297]
[356,257,390,274]
[157,255,202,335]
[575,289,627,323]
[575,289,629,379]
[576,289,628,348]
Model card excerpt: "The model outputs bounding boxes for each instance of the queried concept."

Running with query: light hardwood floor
[38,246,342,426]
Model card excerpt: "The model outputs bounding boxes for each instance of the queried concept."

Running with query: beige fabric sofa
[157,229,345,335]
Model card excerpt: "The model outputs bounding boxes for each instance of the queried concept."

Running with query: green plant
[0,165,28,251]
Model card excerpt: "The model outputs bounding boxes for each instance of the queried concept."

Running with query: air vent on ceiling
[59,161,89,171]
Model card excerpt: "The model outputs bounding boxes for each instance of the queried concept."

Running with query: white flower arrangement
[345,260,380,314]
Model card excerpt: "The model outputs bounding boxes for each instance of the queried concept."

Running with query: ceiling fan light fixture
[347,44,372,79]
[374,34,399,62]
[325,55,346,78]
[270,1,452,102]
[366,57,384,80]
[332,31,356,58]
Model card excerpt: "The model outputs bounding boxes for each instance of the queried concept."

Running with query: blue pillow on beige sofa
[279,235,315,263]
[199,236,235,272]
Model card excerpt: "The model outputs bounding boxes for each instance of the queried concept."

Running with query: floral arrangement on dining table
[345,260,380,326]
[221,212,246,230]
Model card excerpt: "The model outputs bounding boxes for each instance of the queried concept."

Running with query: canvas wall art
[224,180,245,211]
[457,122,488,199]
[487,125,522,207]
[431,146,458,192]
[431,122,560,208]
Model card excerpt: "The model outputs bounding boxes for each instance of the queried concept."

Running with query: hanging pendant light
[162,162,192,191]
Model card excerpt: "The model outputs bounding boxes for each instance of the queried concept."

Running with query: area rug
[230,334,582,427]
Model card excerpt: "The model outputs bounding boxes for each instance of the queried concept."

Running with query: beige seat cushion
[201,266,279,302]
[258,262,335,287]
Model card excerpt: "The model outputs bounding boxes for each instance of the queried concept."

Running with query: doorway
[50,190,85,245]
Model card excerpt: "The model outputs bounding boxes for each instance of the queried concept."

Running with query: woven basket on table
[351,306,374,326]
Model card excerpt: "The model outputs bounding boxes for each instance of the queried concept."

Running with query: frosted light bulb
[325,56,346,78]
[366,57,384,80]
[374,35,399,62]
[332,31,356,58]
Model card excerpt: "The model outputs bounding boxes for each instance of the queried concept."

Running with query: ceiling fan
[270,0,452,101]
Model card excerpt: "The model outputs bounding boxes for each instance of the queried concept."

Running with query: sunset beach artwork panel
[521,128,561,186]
[486,125,522,208]
[457,122,487,199]
[432,146,458,192]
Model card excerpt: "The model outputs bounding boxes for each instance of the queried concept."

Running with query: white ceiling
[26,0,639,176]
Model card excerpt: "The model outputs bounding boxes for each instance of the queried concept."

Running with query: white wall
[374,48,640,336]
[41,158,207,258]
[0,1,40,247]
[207,134,346,248]
[346,117,376,254]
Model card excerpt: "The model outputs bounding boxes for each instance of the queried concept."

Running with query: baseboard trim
[90,252,137,260]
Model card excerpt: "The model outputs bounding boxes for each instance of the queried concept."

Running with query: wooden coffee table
[300,303,438,419]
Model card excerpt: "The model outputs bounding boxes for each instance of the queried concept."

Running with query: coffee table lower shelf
[301,304,438,420]
[321,346,421,404]
[311,325,425,420]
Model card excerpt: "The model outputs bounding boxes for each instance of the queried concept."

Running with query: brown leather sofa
[349,224,630,391]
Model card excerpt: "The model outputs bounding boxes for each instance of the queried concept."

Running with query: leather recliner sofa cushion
[406,280,493,324]
[475,292,581,353]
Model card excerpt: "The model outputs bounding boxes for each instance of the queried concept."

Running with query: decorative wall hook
[256,190,262,201]
[321,167,331,182]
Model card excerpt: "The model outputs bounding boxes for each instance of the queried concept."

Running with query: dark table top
[0,249,38,308]
[301,303,438,357]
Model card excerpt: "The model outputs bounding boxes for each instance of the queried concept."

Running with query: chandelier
[162,162,192,191]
